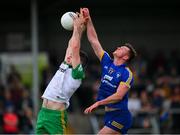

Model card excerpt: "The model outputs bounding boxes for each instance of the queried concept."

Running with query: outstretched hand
[69,9,86,33]
[84,101,100,114]
[81,8,90,22]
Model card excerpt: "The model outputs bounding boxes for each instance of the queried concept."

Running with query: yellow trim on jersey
[120,82,131,88]
[126,67,133,85]
[111,121,124,129]
[119,68,133,88]
[61,111,66,134]
[100,51,105,61]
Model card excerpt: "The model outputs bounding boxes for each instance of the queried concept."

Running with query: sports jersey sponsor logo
[102,75,117,88]
[59,67,66,73]
[101,80,117,88]
[104,75,113,81]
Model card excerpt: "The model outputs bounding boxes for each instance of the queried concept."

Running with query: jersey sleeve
[72,64,85,80]
[120,67,134,88]
[100,51,112,67]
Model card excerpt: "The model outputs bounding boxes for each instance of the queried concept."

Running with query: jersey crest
[108,67,114,74]
[116,72,121,78]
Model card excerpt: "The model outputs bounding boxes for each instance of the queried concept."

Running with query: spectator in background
[169,66,180,86]
[138,90,152,129]
[152,88,164,110]
[3,106,19,134]
[19,107,34,134]
[7,65,21,81]
[170,85,180,133]
[128,91,141,117]
[6,68,24,112]
[0,84,4,133]
[3,90,14,112]
[140,91,152,112]
[21,89,33,110]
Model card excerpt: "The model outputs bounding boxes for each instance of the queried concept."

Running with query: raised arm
[83,8,104,60]
[64,11,86,69]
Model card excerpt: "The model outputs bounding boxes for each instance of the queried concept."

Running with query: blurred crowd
[0,65,34,134]
[128,49,180,133]
[0,48,179,134]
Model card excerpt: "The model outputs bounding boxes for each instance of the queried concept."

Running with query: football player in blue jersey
[83,8,137,134]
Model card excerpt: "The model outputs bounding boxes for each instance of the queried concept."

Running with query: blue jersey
[97,51,134,111]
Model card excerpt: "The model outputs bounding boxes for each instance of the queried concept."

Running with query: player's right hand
[84,101,100,114]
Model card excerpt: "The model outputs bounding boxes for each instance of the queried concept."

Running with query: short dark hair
[124,43,137,62]
[80,50,88,69]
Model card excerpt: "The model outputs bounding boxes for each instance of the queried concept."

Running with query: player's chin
[66,58,72,64]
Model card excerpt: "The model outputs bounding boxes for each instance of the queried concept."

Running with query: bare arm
[84,83,129,114]
[98,83,129,105]
[64,11,86,68]
[83,8,104,60]
[71,24,83,69]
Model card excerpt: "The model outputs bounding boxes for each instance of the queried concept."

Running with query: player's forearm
[70,27,82,49]
[87,19,103,58]
[87,18,99,44]
[71,37,80,51]
[73,26,83,41]
[70,27,82,68]
[98,93,123,106]
[68,36,80,52]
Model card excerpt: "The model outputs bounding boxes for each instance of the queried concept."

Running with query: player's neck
[113,58,126,66]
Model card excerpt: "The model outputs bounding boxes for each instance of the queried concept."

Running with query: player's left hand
[84,102,100,114]
[81,7,89,22]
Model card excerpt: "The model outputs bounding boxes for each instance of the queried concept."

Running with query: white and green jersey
[42,62,85,109]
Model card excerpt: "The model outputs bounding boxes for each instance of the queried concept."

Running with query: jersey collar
[63,61,72,68]
[113,63,126,68]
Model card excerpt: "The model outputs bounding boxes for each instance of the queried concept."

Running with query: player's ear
[123,55,129,61]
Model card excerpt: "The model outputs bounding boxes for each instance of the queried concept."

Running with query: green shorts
[36,107,67,134]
